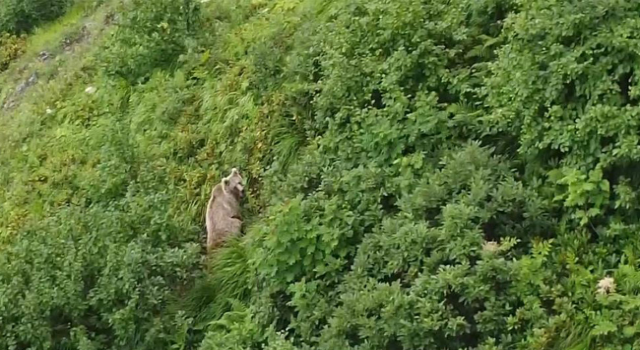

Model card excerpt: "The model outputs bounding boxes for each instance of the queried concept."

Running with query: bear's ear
[222,177,230,187]
[230,168,239,176]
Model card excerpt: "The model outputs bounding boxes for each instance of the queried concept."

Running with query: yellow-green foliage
[2,0,640,349]
[0,32,25,71]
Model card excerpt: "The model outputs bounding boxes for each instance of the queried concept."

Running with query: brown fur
[205,168,245,252]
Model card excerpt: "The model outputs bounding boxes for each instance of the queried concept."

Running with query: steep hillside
[2,0,640,349]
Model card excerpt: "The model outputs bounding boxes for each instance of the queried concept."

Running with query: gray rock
[38,51,51,62]
[16,72,38,95]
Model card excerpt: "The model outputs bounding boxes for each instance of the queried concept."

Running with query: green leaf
[591,320,617,336]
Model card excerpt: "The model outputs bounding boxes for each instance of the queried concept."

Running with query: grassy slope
[0,1,205,349]
[1,1,106,236]
[2,0,640,349]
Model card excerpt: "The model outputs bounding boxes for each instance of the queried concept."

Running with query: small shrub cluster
[0,32,26,71]
[2,0,640,349]
[0,0,73,34]
[99,0,200,83]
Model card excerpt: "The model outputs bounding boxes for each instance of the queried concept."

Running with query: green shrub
[99,0,201,83]
[0,0,73,34]
[0,204,201,350]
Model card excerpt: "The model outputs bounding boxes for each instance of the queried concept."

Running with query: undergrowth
[2,0,640,349]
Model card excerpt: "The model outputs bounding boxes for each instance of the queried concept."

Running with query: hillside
[1,0,640,349]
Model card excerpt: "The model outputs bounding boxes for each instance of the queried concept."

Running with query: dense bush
[0,32,25,71]
[100,0,200,83]
[0,0,73,34]
[3,0,640,349]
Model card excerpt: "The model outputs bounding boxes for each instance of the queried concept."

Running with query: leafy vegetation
[0,32,25,71]
[2,0,640,349]
[0,0,75,34]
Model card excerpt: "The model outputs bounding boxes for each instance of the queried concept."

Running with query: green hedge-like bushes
[100,0,200,83]
[0,0,73,34]
[192,0,640,349]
